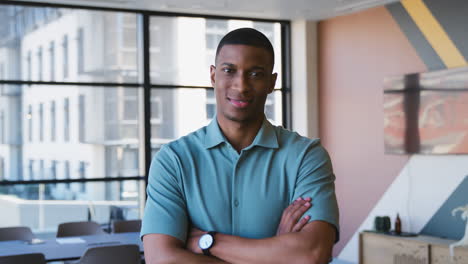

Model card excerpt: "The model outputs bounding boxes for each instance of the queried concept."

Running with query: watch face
[198,234,213,250]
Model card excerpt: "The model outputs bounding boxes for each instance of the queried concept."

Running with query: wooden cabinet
[360,232,468,264]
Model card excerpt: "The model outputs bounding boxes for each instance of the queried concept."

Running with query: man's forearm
[150,247,228,264]
[143,234,229,264]
[210,222,334,264]
[210,233,314,264]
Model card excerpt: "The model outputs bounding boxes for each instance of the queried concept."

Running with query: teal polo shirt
[141,118,339,242]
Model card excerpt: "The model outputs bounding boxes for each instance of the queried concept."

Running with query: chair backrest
[0,253,46,264]
[57,221,106,238]
[112,220,141,233]
[77,244,140,264]
[0,226,34,242]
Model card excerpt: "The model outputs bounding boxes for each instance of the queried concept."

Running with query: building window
[205,20,227,50]
[27,105,32,142]
[50,160,57,180]
[49,41,55,80]
[77,27,84,73]
[37,46,43,80]
[64,161,70,188]
[39,103,44,142]
[26,50,32,80]
[50,101,56,141]
[205,20,228,69]
[123,91,137,121]
[0,157,4,181]
[64,98,69,141]
[205,90,216,119]
[62,35,68,78]
[78,94,85,142]
[39,160,44,179]
[150,96,163,123]
[28,160,34,180]
[79,161,87,192]
[0,111,4,144]
[121,89,138,139]
[265,98,275,121]
[0,63,4,92]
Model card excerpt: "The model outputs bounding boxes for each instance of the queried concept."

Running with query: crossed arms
[143,197,336,264]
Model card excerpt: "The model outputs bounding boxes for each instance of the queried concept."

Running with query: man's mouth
[228,98,251,108]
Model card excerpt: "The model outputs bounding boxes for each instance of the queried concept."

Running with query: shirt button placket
[232,154,240,235]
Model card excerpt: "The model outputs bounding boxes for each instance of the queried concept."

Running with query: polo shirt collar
[204,118,226,149]
[204,117,279,150]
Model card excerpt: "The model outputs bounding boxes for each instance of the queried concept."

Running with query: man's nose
[233,72,250,93]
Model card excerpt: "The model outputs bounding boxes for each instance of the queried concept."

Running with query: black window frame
[0,1,292,198]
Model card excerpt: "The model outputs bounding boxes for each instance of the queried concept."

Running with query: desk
[0,232,142,262]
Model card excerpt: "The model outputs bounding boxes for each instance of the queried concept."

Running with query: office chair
[112,220,141,233]
[0,253,46,264]
[0,226,35,242]
[56,221,106,238]
[77,244,140,264]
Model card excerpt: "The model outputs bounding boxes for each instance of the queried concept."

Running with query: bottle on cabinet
[395,213,402,235]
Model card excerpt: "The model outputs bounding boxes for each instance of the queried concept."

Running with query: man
[141,28,339,264]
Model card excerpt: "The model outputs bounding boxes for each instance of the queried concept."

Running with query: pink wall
[318,7,426,255]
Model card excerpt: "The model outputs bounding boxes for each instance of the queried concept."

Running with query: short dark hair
[215,28,275,68]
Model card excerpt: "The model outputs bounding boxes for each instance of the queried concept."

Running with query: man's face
[210,44,277,125]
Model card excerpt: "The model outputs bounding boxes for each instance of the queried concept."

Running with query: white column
[291,20,319,139]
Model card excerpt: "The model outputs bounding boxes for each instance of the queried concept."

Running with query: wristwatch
[198,231,217,256]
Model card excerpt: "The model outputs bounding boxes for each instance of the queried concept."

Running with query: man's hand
[276,197,312,235]
[187,226,206,254]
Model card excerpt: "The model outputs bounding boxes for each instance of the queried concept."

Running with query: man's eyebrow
[250,66,266,71]
[219,63,267,71]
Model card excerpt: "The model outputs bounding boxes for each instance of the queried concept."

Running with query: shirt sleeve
[293,139,340,242]
[140,145,188,243]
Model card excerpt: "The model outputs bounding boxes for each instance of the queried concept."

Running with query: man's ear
[210,65,216,87]
[269,73,278,94]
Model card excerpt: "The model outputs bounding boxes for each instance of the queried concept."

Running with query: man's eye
[222,68,234,73]
[250,72,264,78]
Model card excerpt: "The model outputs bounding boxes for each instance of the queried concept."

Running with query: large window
[0,3,290,234]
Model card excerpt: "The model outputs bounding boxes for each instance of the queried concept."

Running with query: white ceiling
[17,0,400,20]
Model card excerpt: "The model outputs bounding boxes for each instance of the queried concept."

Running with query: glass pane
[0,85,144,181]
[265,90,283,126]
[149,17,282,88]
[0,5,141,83]
[0,180,144,234]
[150,88,282,155]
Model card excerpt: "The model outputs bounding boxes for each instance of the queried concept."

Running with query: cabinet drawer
[360,233,429,264]
[431,245,468,264]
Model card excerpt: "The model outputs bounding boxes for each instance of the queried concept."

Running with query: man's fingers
[284,198,313,229]
[284,199,305,219]
[277,197,313,235]
[283,199,310,228]
[292,215,310,232]
[287,198,312,219]
[289,201,311,223]
[280,197,303,223]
